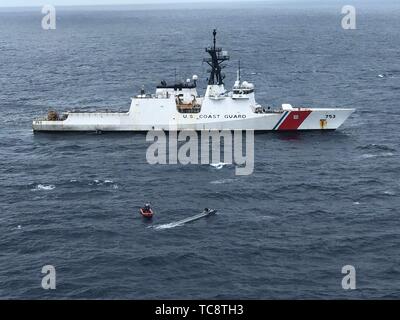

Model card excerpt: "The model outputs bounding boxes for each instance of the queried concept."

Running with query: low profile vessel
[32,30,355,132]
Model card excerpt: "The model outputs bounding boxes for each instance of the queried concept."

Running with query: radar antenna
[203,29,230,85]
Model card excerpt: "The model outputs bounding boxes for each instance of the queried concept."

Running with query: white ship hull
[32,103,354,132]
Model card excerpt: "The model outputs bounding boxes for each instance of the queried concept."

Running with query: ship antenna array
[203,29,230,85]
[238,59,241,81]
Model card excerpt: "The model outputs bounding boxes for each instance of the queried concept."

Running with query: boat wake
[149,210,217,230]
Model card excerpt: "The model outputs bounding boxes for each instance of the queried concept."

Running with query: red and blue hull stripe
[273,110,312,131]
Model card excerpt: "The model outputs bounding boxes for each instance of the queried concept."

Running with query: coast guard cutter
[32,30,355,132]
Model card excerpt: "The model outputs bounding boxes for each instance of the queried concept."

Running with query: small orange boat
[140,207,153,219]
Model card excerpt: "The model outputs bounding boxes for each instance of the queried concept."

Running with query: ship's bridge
[232,81,254,99]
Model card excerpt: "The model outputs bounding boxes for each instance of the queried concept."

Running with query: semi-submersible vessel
[32,30,355,132]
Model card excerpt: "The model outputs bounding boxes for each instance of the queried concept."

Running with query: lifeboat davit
[140,208,154,219]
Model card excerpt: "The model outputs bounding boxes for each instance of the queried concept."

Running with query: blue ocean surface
[0,1,400,299]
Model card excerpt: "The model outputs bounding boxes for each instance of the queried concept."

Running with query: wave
[378,71,400,79]
[151,221,184,230]
[31,179,119,191]
[210,178,236,184]
[360,152,394,159]
[384,190,396,196]
[88,179,117,187]
[210,162,230,170]
[54,145,84,152]
[356,144,396,153]
[31,184,55,191]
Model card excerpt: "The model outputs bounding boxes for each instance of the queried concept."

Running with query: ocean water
[1,1,400,299]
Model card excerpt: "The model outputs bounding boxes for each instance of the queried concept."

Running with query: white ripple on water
[384,190,396,196]
[210,162,230,170]
[88,179,118,189]
[258,215,274,220]
[210,178,237,184]
[359,152,394,159]
[31,184,55,191]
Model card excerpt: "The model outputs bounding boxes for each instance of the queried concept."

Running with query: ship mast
[238,59,241,82]
[204,29,230,85]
